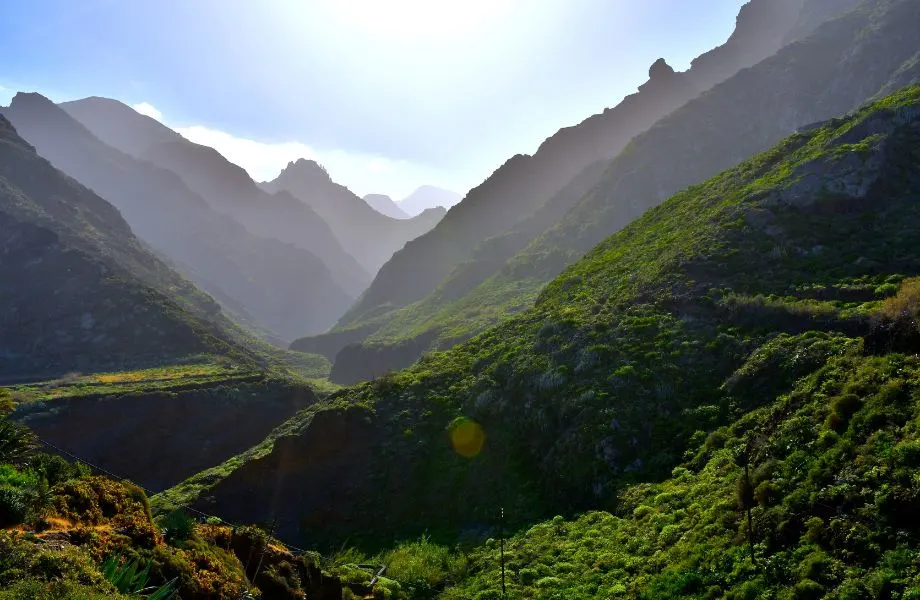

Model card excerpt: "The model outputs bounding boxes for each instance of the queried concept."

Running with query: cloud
[132,101,163,122]
[129,99,470,198]
[176,125,329,184]
[174,123,467,198]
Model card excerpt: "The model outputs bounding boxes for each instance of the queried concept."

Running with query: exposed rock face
[774,104,920,207]
[4,93,352,341]
[0,115,239,379]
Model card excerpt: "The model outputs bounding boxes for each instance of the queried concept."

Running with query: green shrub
[0,487,28,527]
[793,579,824,600]
[158,509,195,544]
[30,454,89,487]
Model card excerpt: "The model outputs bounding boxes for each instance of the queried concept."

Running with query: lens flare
[449,417,485,458]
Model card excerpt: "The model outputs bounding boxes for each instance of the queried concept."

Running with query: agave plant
[101,555,178,599]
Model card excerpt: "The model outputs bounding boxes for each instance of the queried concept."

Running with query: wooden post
[500,506,506,596]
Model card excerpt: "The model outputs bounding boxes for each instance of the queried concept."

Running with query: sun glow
[335,0,509,38]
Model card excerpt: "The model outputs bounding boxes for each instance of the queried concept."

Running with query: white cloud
[176,124,319,183]
[132,102,163,122]
[174,123,468,198]
[128,100,470,198]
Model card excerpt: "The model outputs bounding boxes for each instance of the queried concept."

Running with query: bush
[30,454,90,487]
[793,579,824,600]
[158,509,195,543]
[0,487,28,527]
[380,536,468,598]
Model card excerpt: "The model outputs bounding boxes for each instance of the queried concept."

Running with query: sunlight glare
[336,0,505,38]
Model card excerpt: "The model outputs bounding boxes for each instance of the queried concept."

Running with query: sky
[0,0,747,199]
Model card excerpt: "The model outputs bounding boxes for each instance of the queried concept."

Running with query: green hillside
[163,84,920,569]
[318,0,920,385]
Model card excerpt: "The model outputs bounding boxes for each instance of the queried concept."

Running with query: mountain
[329,0,852,333]
[0,113,247,380]
[397,185,462,216]
[59,96,371,297]
[363,193,409,219]
[2,93,353,341]
[261,159,447,274]
[162,82,920,561]
[294,0,877,381]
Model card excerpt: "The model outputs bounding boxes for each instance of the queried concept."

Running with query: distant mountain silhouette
[262,159,446,274]
[0,113,247,379]
[59,97,371,297]
[363,194,409,219]
[398,185,462,217]
[3,93,352,341]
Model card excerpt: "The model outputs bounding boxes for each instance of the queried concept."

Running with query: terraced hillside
[160,85,920,560]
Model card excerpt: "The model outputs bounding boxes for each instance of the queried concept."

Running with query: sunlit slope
[162,85,920,548]
[311,0,920,385]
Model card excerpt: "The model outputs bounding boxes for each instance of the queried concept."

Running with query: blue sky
[1,0,746,198]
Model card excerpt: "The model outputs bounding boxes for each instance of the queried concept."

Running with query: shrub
[0,389,13,416]
[30,454,90,487]
[793,580,824,600]
[158,509,195,544]
[0,487,28,527]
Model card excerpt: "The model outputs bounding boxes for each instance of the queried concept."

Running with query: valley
[2,0,920,599]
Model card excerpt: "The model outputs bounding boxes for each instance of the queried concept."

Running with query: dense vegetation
[6,4,920,599]
[161,84,920,566]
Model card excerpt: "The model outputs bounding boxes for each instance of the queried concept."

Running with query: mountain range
[0,112,250,380]
[398,185,462,216]
[4,0,920,598]
[294,0,909,384]
[363,193,409,219]
[1,94,353,342]
[261,160,446,274]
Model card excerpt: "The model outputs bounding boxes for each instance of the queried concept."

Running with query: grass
[7,359,259,404]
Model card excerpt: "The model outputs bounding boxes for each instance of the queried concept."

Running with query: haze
[1,0,746,198]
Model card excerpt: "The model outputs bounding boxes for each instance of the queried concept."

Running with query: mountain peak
[287,157,329,176]
[10,91,56,109]
[363,193,409,219]
[648,58,676,80]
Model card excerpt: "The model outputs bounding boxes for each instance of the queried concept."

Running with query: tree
[0,417,37,466]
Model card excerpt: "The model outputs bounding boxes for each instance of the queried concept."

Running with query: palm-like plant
[0,417,37,466]
[101,555,178,599]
